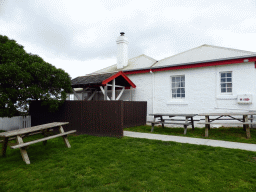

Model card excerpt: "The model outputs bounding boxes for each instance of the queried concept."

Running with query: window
[220,72,232,93]
[171,75,185,99]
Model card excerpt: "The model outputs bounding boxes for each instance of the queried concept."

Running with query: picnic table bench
[0,122,76,164]
[148,113,198,134]
[198,112,256,139]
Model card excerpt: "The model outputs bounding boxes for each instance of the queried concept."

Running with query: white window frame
[171,75,185,99]
[220,71,232,94]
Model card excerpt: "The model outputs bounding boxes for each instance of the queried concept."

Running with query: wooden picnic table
[0,122,76,164]
[198,112,256,139]
[148,113,198,134]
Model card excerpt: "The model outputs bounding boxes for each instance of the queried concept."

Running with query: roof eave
[123,54,256,74]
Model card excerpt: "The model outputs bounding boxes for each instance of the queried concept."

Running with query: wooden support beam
[72,89,81,100]
[106,84,124,88]
[99,86,110,100]
[82,87,89,100]
[130,87,132,101]
[104,85,108,101]
[184,117,188,135]
[87,90,97,101]
[2,137,8,157]
[59,126,71,148]
[205,116,210,137]
[16,136,30,164]
[112,79,115,100]
[244,115,251,139]
[116,87,125,100]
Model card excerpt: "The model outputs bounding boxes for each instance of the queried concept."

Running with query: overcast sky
[1,0,256,78]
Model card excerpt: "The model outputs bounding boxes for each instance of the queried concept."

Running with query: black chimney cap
[120,32,125,36]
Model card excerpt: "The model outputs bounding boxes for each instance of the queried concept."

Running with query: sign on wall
[237,94,252,104]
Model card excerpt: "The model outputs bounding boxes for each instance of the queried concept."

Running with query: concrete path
[124,131,256,152]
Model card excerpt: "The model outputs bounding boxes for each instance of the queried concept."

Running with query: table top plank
[198,112,256,116]
[149,113,197,117]
[0,122,69,137]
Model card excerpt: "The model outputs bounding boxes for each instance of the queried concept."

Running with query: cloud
[0,0,256,78]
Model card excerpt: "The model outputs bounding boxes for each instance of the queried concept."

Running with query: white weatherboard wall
[0,116,31,131]
[120,73,153,113]
[123,62,256,126]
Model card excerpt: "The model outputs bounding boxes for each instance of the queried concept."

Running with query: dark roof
[71,71,136,89]
[72,72,115,87]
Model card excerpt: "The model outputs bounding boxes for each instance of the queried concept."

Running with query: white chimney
[116,32,128,69]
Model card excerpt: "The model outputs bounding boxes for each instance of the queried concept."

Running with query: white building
[71,33,256,124]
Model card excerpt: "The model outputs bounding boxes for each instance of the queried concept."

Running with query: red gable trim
[124,57,256,75]
[101,71,136,88]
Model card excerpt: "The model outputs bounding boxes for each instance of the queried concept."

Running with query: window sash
[220,72,232,93]
[172,75,185,99]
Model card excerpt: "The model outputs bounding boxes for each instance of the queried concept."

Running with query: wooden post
[16,136,30,164]
[191,117,195,131]
[243,115,246,131]
[250,115,253,129]
[184,117,188,135]
[205,116,209,137]
[104,85,108,101]
[2,137,9,157]
[151,116,157,132]
[243,115,251,139]
[59,126,71,148]
[151,123,155,132]
[130,87,132,101]
[160,116,164,128]
[112,79,115,100]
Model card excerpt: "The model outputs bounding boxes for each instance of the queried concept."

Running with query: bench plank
[147,121,191,125]
[163,119,200,122]
[198,122,256,125]
[0,130,54,143]
[11,130,76,149]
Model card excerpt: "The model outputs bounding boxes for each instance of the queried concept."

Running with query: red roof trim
[102,71,136,88]
[125,69,151,75]
[124,57,256,74]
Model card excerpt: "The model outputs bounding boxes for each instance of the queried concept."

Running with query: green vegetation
[1,134,256,191]
[0,35,72,117]
[124,125,256,144]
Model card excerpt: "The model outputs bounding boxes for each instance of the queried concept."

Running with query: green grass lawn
[124,125,256,144]
[0,133,256,191]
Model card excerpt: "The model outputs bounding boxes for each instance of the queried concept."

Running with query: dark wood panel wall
[30,101,147,137]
